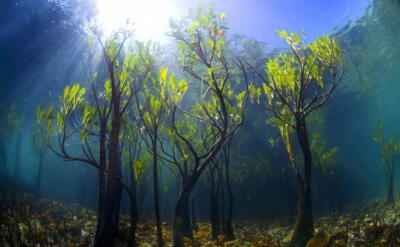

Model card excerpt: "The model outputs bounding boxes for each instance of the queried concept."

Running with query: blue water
[1,0,400,246]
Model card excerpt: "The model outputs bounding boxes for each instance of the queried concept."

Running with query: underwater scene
[1,0,400,246]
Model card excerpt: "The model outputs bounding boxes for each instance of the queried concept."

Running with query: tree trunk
[94,94,123,247]
[35,154,43,197]
[182,199,192,238]
[95,121,106,245]
[191,195,198,231]
[386,171,394,204]
[182,161,193,238]
[173,174,198,247]
[290,114,314,247]
[14,132,22,182]
[95,165,123,247]
[152,135,163,247]
[128,163,138,247]
[209,166,220,239]
[172,135,225,246]
[0,138,7,178]
[95,166,106,243]
[129,199,139,247]
[225,151,234,240]
[219,164,225,235]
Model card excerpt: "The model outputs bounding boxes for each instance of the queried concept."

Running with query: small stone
[81,229,89,238]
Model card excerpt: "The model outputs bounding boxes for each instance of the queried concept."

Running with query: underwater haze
[1,0,400,246]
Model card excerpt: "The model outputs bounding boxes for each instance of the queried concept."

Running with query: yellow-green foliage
[0,104,26,138]
[249,30,343,166]
[37,83,86,137]
[308,110,338,179]
[37,30,153,147]
[133,159,146,181]
[311,131,338,177]
[373,117,400,173]
[261,30,342,113]
[139,67,188,132]
[36,105,55,135]
[169,5,247,139]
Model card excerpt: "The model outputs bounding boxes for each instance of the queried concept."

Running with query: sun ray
[95,0,180,42]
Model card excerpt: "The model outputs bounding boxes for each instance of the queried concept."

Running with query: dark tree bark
[182,161,193,238]
[224,142,234,240]
[173,173,199,247]
[0,138,7,177]
[168,9,248,244]
[94,89,123,247]
[37,30,143,247]
[290,114,314,247]
[283,170,296,224]
[171,144,236,247]
[209,165,220,239]
[95,121,107,245]
[152,135,163,247]
[245,28,342,247]
[218,163,225,235]
[135,82,164,246]
[190,194,198,231]
[182,199,192,238]
[128,161,138,247]
[374,119,398,206]
[170,109,240,247]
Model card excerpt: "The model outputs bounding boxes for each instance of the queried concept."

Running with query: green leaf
[207,39,214,49]
[207,67,213,78]
[159,68,168,82]
[292,32,301,44]
[36,106,42,124]
[178,41,185,53]
[276,30,288,39]
[105,79,112,99]
[133,160,146,180]
[56,113,63,133]
[177,79,188,94]
[79,88,86,98]
[236,90,246,108]
[80,129,88,143]
[63,86,70,99]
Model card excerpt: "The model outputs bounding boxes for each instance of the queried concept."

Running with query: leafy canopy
[249,30,344,169]
[373,117,400,173]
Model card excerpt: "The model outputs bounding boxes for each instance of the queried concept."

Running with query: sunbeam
[95,0,180,41]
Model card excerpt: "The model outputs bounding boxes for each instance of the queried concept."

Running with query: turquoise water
[1,0,400,246]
